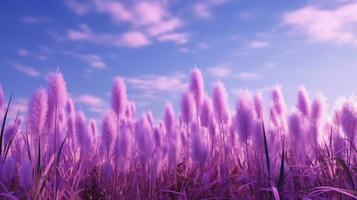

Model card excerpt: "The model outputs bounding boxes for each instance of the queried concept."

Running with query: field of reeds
[0,68,356,199]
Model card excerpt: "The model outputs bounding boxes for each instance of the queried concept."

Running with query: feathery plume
[271,84,286,117]
[164,102,175,134]
[212,81,229,123]
[200,96,213,127]
[189,67,204,107]
[75,111,91,154]
[181,91,195,124]
[236,90,254,143]
[253,92,264,119]
[111,77,127,118]
[297,85,310,117]
[28,89,48,136]
[340,101,357,142]
[101,112,116,157]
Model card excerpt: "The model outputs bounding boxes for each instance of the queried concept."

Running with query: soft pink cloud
[126,73,186,93]
[92,0,131,22]
[134,1,166,26]
[192,0,228,19]
[67,24,93,41]
[66,1,187,46]
[282,2,357,44]
[147,17,183,36]
[76,94,104,107]
[118,31,151,47]
[248,40,270,49]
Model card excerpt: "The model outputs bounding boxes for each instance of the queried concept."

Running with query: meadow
[0,68,356,199]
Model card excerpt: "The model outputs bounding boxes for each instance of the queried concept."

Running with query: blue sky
[1,0,357,120]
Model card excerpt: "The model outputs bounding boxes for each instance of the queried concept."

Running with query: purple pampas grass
[76,111,91,154]
[28,89,48,136]
[101,112,115,158]
[111,77,127,118]
[189,67,204,107]
[253,92,264,119]
[19,158,33,189]
[340,101,357,143]
[66,98,75,115]
[181,91,195,124]
[47,71,67,126]
[271,84,286,117]
[288,111,301,140]
[288,111,305,163]
[164,102,175,135]
[212,81,229,124]
[297,85,310,117]
[200,96,213,127]
[236,91,254,143]
[191,127,208,166]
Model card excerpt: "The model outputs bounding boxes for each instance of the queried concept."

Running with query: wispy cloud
[17,48,47,60]
[282,2,357,44]
[65,51,106,69]
[75,94,104,107]
[158,32,188,44]
[65,0,91,15]
[192,0,228,19]
[126,72,187,95]
[12,63,41,77]
[66,1,187,46]
[207,64,231,78]
[119,31,151,47]
[235,71,262,81]
[248,40,270,49]
[21,15,50,24]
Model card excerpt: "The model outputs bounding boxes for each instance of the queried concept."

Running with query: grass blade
[0,93,12,156]
[277,138,285,190]
[262,119,270,180]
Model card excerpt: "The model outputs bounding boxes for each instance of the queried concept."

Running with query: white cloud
[235,72,262,81]
[12,63,40,77]
[248,40,270,49]
[282,2,357,44]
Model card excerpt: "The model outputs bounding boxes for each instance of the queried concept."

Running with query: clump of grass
[0,69,356,200]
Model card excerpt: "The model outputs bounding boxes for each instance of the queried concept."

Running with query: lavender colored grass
[111,77,127,118]
[1,68,356,200]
